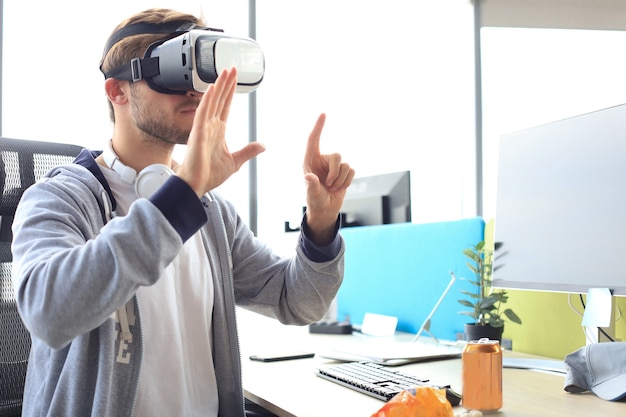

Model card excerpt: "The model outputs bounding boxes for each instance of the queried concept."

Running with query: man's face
[128,81,202,145]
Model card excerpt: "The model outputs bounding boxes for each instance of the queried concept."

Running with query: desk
[237,309,625,417]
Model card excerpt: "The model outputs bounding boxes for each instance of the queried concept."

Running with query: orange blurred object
[370,387,454,417]
[462,339,502,412]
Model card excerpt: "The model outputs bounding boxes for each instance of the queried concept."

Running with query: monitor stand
[583,290,619,344]
[584,323,616,344]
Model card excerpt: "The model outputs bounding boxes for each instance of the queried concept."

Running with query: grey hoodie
[11,149,344,417]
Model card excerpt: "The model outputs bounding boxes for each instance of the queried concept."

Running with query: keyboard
[315,361,462,406]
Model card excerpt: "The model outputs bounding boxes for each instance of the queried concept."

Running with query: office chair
[0,137,83,417]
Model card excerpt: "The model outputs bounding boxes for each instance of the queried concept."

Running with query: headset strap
[104,56,159,82]
[101,21,199,60]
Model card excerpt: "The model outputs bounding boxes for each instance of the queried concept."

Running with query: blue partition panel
[337,217,484,341]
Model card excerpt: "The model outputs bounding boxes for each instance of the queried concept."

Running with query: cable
[567,293,583,318]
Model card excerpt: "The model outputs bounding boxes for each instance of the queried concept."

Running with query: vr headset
[101,21,264,94]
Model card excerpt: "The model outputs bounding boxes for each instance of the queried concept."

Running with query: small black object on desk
[309,321,353,335]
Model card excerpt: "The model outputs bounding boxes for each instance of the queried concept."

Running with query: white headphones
[102,141,174,199]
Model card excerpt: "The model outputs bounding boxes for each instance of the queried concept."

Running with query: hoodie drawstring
[117,302,133,343]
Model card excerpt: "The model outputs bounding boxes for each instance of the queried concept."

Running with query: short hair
[100,8,205,122]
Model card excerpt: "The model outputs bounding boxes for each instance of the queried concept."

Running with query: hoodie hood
[46,148,116,222]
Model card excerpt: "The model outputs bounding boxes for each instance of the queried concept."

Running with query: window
[481,27,626,221]
[255,0,476,252]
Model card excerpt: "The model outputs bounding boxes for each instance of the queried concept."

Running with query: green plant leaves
[503,308,522,325]
[457,240,522,327]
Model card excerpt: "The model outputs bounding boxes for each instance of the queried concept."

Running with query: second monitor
[340,170,411,228]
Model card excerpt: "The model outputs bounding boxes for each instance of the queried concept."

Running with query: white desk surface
[237,308,625,417]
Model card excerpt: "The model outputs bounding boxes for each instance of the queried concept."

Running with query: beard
[129,84,199,145]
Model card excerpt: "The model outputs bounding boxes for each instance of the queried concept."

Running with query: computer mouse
[445,387,463,407]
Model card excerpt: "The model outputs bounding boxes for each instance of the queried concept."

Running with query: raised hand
[303,113,355,244]
[178,67,266,197]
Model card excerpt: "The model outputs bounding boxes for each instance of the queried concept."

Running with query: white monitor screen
[493,103,626,296]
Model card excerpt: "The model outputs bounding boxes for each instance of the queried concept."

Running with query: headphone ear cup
[134,164,174,198]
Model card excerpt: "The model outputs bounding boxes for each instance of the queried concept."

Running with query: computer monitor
[493,103,626,296]
[340,171,411,228]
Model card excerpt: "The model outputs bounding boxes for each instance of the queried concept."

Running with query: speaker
[102,142,174,199]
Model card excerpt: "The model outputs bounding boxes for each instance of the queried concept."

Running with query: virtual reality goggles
[101,22,264,94]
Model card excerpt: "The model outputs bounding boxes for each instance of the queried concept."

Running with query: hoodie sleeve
[212,195,345,325]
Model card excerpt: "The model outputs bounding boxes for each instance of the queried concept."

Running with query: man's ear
[105,78,129,105]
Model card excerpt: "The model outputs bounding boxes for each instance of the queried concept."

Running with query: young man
[11,8,354,417]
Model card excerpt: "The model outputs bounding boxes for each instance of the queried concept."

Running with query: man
[11,8,354,417]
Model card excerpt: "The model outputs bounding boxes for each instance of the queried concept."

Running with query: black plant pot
[464,323,504,343]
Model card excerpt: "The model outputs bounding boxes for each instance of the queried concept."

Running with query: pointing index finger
[305,113,326,160]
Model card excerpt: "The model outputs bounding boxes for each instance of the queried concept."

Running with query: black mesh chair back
[0,137,83,417]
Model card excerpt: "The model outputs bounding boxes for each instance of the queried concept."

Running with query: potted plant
[457,240,522,342]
